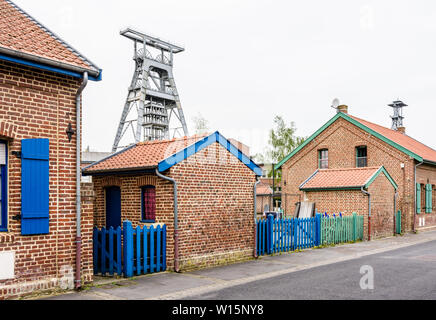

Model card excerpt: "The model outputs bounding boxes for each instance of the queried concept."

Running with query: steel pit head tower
[112,28,189,152]
[389,100,407,130]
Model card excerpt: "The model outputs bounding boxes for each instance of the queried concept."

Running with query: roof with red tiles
[83,134,208,174]
[257,183,273,195]
[348,114,436,163]
[300,166,393,190]
[0,0,99,75]
[276,111,436,170]
[83,132,263,176]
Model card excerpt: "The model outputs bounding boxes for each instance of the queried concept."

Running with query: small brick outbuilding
[299,166,398,239]
[83,132,262,271]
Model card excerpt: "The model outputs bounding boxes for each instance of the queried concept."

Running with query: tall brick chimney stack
[337,105,348,114]
[397,126,406,134]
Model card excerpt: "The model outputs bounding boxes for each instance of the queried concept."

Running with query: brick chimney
[397,126,406,134]
[337,105,348,114]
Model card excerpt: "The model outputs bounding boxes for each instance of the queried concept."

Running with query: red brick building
[276,105,436,239]
[0,0,101,299]
[256,182,273,215]
[83,132,262,272]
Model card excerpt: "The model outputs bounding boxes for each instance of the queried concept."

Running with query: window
[356,146,367,168]
[421,184,426,213]
[0,141,7,232]
[141,186,156,222]
[318,149,328,169]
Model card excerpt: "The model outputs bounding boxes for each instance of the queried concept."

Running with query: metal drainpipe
[254,177,260,258]
[394,191,399,235]
[75,72,88,290]
[361,187,371,241]
[413,160,424,233]
[155,168,180,272]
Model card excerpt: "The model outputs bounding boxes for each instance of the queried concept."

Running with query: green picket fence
[320,213,364,245]
[396,210,402,234]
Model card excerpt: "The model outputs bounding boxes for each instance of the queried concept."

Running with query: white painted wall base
[0,251,15,280]
[419,217,426,227]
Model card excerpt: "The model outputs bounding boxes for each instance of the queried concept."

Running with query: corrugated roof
[0,0,100,75]
[348,114,436,163]
[300,167,381,190]
[83,135,208,174]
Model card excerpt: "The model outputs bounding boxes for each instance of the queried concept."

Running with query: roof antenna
[331,98,340,113]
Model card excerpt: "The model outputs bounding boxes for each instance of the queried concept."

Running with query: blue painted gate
[257,215,321,256]
[93,220,166,277]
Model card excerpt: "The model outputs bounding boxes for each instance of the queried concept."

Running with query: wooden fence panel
[256,213,365,256]
[320,213,364,245]
[93,226,123,277]
[396,210,402,234]
[93,221,166,278]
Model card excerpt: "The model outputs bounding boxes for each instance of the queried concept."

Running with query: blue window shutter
[21,139,50,235]
[416,183,421,214]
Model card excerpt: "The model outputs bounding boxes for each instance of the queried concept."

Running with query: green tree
[267,115,305,164]
[252,152,268,164]
[193,113,210,135]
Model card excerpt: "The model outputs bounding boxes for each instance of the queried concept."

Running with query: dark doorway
[106,186,121,229]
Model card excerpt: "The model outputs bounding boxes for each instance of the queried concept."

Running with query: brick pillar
[80,182,95,284]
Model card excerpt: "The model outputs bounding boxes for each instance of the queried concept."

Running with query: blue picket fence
[93,220,166,277]
[257,213,364,256]
[124,221,167,277]
[257,215,321,256]
[93,226,123,276]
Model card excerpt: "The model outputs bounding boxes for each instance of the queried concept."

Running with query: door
[106,186,121,229]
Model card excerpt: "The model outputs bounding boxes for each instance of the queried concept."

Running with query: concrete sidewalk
[41,230,436,300]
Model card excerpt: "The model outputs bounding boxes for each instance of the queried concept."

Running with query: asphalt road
[185,240,436,300]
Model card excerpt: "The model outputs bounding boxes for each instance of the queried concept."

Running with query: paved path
[186,240,436,300]
[42,230,436,300]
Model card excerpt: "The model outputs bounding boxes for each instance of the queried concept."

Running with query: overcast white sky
[13,0,436,156]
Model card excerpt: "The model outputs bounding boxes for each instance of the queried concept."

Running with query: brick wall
[80,182,94,284]
[92,141,257,272]
[256,195,273,214]
[305,190,367,216]
[367,172,396,238]
[304,190,369,239]
[281,116,417,234]
[0,61,92,299]
[92,175,168,229]
[169,142,256,271]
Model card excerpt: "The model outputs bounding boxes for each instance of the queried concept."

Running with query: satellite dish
[331,98,340,110]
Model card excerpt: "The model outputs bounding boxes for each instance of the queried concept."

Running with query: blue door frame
[106,186,121,229]
[0,141,7,232]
